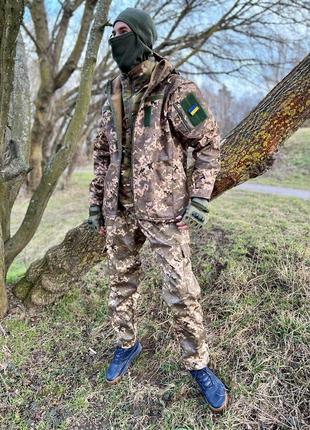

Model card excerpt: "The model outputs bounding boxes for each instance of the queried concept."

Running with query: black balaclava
[108,7,158,74]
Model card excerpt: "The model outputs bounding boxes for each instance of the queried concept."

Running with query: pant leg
[136,218,209,370]
[105,207,146,348]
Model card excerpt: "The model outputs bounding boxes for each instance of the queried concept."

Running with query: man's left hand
[175,197,210,231]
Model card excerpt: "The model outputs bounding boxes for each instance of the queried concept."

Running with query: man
[87,7,228,413]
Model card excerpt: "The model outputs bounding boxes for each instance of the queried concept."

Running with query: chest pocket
[143,94,165,127]
[171,101,196,133]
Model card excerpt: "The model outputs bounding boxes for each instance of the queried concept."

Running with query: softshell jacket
[89,54,221,222]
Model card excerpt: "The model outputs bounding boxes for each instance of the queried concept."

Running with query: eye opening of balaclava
[108,7,158,74]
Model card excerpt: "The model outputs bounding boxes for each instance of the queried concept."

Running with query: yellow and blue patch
[188,103,200,116]
[180,92,208,127]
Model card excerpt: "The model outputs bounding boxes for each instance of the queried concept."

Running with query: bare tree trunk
[0,0,25,318]
[12,54,310,308]
[0,1,23,151]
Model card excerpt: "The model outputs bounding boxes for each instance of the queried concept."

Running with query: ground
[1,128,309,429]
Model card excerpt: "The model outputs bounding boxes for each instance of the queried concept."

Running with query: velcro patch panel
[180,92,208,127]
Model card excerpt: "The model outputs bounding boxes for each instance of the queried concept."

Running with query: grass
[248,127,310,189]
[1,128,309,429]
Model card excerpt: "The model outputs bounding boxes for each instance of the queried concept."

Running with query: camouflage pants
[105,205,209,370]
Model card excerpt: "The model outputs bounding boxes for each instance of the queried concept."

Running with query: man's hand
[86,204,106,236]
[175,197,209,231]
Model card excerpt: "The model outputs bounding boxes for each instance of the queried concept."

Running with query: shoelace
[194,368,214,388]
[113,347,125,363]
[113,345,134,363]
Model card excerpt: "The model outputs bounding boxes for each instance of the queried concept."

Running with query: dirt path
[237,183,310,200]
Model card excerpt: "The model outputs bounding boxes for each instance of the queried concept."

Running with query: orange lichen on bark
[211,55,310,199]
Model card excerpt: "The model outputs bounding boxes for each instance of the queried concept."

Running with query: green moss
[6,261,27,284]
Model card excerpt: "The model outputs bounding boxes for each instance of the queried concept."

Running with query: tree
[11,54,310,310]
[24,0,100,192]
[0,0,112,318]
[0,0,26,318]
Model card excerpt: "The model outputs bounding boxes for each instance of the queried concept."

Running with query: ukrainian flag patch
[180,92,208,127]
[188,103,200,116]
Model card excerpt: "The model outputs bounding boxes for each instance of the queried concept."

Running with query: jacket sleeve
[167,78,221,200]
[89,111,110,207]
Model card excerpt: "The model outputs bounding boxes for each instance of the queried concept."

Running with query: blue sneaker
[189,366,228,412]
[105,340,142,384]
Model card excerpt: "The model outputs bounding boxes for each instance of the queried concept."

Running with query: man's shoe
[189,366,228,412]
[105,340,142,384]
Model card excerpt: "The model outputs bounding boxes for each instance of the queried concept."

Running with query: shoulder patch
[180,92,208,127]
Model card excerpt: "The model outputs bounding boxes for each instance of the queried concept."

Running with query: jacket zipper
[130,82,150,213]
[130,79,135,210]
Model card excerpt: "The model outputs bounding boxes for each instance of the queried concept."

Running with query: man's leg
[136,219,209,370]
[105,207,146,348]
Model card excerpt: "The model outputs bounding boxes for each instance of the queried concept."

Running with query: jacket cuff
[189,191,212,200]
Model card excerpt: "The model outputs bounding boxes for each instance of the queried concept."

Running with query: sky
[22,0,309,101]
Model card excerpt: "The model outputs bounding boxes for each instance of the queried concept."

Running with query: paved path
[237,183,310,200]
[77,167,310,200]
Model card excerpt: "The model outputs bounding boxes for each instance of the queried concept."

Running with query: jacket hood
[113,7,157,50]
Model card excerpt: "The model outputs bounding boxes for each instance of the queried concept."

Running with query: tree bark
[0,32,31,317]
[0,0,26,318]
[12,223,106,306]
[0,1,23,154]
[12,54,310,308]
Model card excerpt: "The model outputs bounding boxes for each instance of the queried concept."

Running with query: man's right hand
[87,204,106,236]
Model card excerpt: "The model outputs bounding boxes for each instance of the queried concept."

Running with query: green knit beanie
[113,7,157,51]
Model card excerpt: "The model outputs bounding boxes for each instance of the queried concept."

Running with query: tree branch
[54,0,98,90]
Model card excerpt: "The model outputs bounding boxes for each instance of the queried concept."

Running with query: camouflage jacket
[89,54,221,222]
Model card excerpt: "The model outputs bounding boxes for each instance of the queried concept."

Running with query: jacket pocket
[173,101,195,133]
